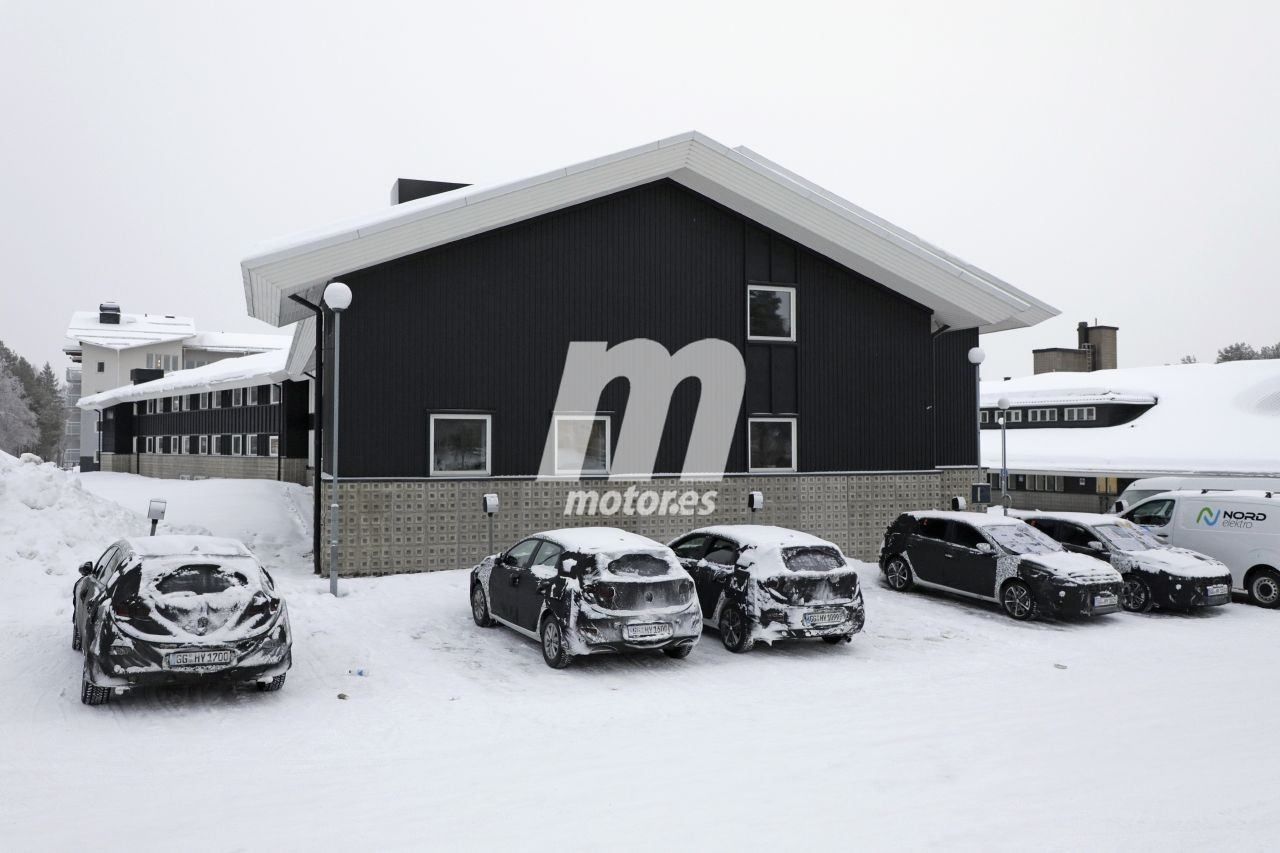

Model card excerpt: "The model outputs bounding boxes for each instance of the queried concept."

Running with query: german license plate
[166,650,233,668]
[803,609,847,628]
[1206,584,1229,597]
[1093,593,1118,609]
[623,623,673,641]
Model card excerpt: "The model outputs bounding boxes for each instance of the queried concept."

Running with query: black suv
[469,527,701,668]
[879,511,1123,620]
[668,524,865,652]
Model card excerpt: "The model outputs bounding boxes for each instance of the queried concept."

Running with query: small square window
[748,417,797,472]
[553,415,610,475]
[747,285,796,342]
[430,415,491,476]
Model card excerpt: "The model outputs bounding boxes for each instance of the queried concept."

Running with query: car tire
[540,617,572,669]
[257,674,287,692]
[470,583,495,627]
[1120,574,1154,613]
[884,556,914,592]
[1248,569,1280,609]
[719,606,755,653]
[1001,580,1039,621]
[81,674,110,706]
[663,644,693,660]
[72,619,82,652]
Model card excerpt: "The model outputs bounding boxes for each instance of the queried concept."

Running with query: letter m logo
[539,339,745,481]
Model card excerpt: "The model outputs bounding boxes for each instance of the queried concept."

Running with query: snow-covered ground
[3,459,1280,850]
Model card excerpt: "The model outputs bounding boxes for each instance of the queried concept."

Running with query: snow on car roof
[1019,510,1123,526]
[687,524,836,550]
[125,535,254,559]
[908,510,1025,527]
[540,527,668,553]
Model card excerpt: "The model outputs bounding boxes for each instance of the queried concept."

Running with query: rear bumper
[570,605,702,656]
[88,626,292,688]
[757,601,866,641]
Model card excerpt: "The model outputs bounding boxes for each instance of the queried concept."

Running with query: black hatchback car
[73,535,292,705]
[469,527,701,668]
[1021,511,1233,612]
[879,511,1123,620]
[668,524,865,652]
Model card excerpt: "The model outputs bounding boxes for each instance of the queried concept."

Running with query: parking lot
[3,471,1279,851]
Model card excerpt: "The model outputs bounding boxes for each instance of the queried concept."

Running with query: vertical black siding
[932,328,979,466]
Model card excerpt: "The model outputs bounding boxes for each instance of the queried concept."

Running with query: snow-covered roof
[65,310,196,350]
[541,527,668,554]
[184,331,291,353]
[77,349,293,410]
[685,524,836,550]
[126,535,253,559]
[242,132,1059,334]
[908,510,1025,527]
[981,360,1280,476]
[981,388,1157,407]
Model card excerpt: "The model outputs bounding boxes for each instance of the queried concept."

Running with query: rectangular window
[248,435,258,456]
[747,284,796,342]
[171,396,181,412]
[199,392,209,410]
[980,410,989,424]
[133,402,139,416]
[146,398,156,414]
[270,384,281,405]
[212,391,221,409]
[146,354,155,369]
[145,436,154,453]
[553,415,610,475]
[748,417,797,472]
[1004,410,1022,423]
[199,435,209,455]
[268,436,279,458]
[232,434,242,456]
[233,388,243,407]
[248,386,258,406]
[132,436,138,453]
[430,414,491,476]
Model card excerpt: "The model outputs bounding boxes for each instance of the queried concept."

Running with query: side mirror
[975,542,993,554]
[500,553,517,567]
[79,561,93,577]
[1088,540,1105,552]
[1112,500,1128,514]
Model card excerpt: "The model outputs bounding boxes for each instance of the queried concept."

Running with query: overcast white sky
[1,0,1276,381]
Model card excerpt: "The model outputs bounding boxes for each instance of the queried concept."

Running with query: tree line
[0,340,66,460]
[1180,340,1280,364]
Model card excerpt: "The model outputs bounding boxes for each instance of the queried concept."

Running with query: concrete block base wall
[320,467,984,576]
[100,452,308,485]
[1002,489,1114,514]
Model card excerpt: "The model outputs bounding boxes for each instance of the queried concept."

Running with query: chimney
[99,302,121,324]
[1077,321,1089,348]
[390,179,470,205]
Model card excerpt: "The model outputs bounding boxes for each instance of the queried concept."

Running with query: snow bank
[981,360,1280,475]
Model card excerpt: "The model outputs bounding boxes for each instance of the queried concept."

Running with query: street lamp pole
[323,282,352,597]
[966,346,985,478]
[997,396,1011,515]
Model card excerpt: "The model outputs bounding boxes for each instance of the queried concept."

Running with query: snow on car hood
[1022,551,1122,584]
[1116,547,1229,579]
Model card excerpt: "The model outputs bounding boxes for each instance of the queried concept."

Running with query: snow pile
[981,360,1280,475]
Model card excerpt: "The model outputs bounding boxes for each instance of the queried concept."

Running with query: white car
[1122,490,1280,607]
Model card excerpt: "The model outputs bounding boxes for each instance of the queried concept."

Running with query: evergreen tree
[1216,342,1259,363]
[1179,354,1198,364]
[1261,342,1280,360]
[0,360,38,455]
[34,363,65,461]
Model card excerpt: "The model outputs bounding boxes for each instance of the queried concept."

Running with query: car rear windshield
[606,554,671,577]
[1094,523,1160,552]
[783,546,844,572]
[154,564,249,595]
[984,523,1063,555]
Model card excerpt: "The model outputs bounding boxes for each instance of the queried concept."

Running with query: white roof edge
[76,350,302,410]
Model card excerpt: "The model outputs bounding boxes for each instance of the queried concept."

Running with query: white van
[1122,490,1280,607]
[1113,476,1280,513]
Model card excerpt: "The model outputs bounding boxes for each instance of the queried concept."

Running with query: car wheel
[1001,580,1039,621]
[885,556,914,592]
[80,674,110,706]
[540,617,572,669]
[470,583,495,627]
[663,644,693,659]
[1248,569,1280,609]
[72,619,82,652]
[719,606,755,653]
[257,674,286,692]
[1120,574,1154,613]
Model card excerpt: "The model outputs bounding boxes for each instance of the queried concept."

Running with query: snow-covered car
[1022,512,1232,613]
[73,535,292,705]
[667,525,865,652]
[879,511,1123,621]
[469,527,701,668]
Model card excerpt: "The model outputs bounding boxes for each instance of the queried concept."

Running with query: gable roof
[241,132,1058,332]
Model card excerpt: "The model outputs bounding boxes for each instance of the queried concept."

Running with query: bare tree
[0,362,38,455]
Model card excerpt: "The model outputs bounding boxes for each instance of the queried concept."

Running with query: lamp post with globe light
[324,282,352,596]
[997,396,1011,513]
[967,347,986,504]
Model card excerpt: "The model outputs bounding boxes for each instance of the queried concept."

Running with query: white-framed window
[132,436,138,453]
[173,396,183,412]
[199,392,210,410]
[248,435,258,456]
[232,434,243,456]
[146,436,155,453]
[133,402,139,416]
[146,398,156,414]
[1065,406,1097,422]
[747,284,796,342]
[1028,408,1058,423]
[233,388,243,407]
[553,414,610,475]
[429,414,491,476]
[270,384,281,405]
[1004,410,1023,423]
[181,435,191,454]
[212,391,221,409]
[980,410,989,424]
[248,386,258,406]
[268,436,279,458]
[199,435,209,455]
[748,417,797,472]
